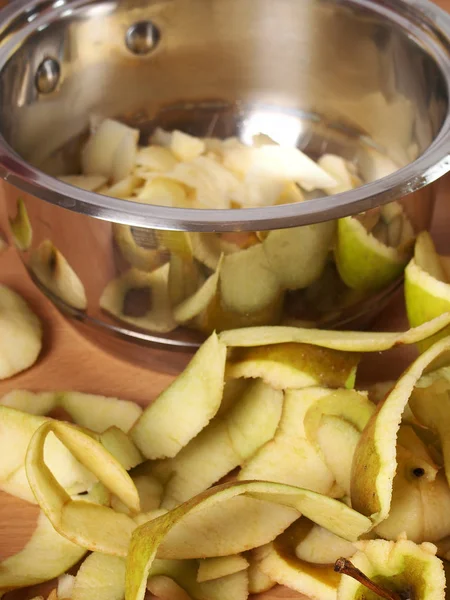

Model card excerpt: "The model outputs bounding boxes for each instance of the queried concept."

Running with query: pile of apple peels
[4,316,450,600]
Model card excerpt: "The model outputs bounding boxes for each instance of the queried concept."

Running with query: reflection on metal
[35,57,60,94]
[125,21,160,55]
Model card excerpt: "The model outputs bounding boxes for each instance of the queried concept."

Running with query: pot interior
[0,0,447,187]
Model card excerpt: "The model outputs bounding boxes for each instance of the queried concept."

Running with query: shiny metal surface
[125,21,160,56]
[35,56,61,94]
[0,0,448,356]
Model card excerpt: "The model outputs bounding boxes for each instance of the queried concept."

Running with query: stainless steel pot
[0,0,449,364]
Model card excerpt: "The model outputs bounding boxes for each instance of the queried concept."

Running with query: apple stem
[334,558,404,600]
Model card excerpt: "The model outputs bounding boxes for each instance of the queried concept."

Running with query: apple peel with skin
[225,342,360,390]
[0,511,87,596]
[9,197,32,251]
[125,479,372,600]
[0,406,100,503]
[1,389,142,434]
[219,311,450,351]
[25,419,140,555]
[405,231,450,351]
[159,378,283,508]
[351,335,450,527]
[30,240,87,311]
[70,552,126,600]
[131,332,227,459]
[0,284,42,380]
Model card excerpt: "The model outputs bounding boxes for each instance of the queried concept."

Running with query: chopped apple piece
[247,145,338,191]
[238,388,336,495]
[105,175,141,199]
[318,154,355,194]
[60,391,142,433]
[131,332,227,459]
[171,131,205,161]
[226,343,359,390]
[25,419,139,555]
[58,174,107,191]
[220,244,282,314]
[9,197,32,250]
[81,118,139,181]
[351,335,450,527]
[174,256,223,323]
[159,379,283,507]
[71,553,126,600]
[219,312,450,351]
[336,538,446,600]
[276,182,305,204]
[137,178,189,207]
[100,265,177,333]
[136,146,178,172]
[0,512,86,596]
[126,480,371,600]
[231,172,285,208]
[257,522,340,600]
[30,240,87,310]
[0,389,57,416]
[197,555,249,582]
[0,284,42,380]
[150,128,172,147]
[112,129,139,183]
[262,221,336,290]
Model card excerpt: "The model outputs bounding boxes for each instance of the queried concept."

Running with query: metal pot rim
[0,0,450,232]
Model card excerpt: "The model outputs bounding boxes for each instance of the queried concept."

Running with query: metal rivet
[35,57,60,94]
[125,21,160,55]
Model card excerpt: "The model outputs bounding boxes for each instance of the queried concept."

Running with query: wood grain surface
[2,4,450,595]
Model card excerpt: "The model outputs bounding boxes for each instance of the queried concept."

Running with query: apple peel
[160,379,283,508]
[0,284,42,380]
[147,558,249,600]
[219,312,450,351]
[0,511,86,596]
[197,555,249,582]
[25,420,139,555]
[351,335,450,526]
[0,407,96,503]
[174,255,223,323]
[131,332,227,459]
[71,553,126,600]
[125,480,372,600]
[1,389,142,434]
[226,343,360,390]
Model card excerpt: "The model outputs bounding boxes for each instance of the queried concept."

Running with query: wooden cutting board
[2,12,450,594]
